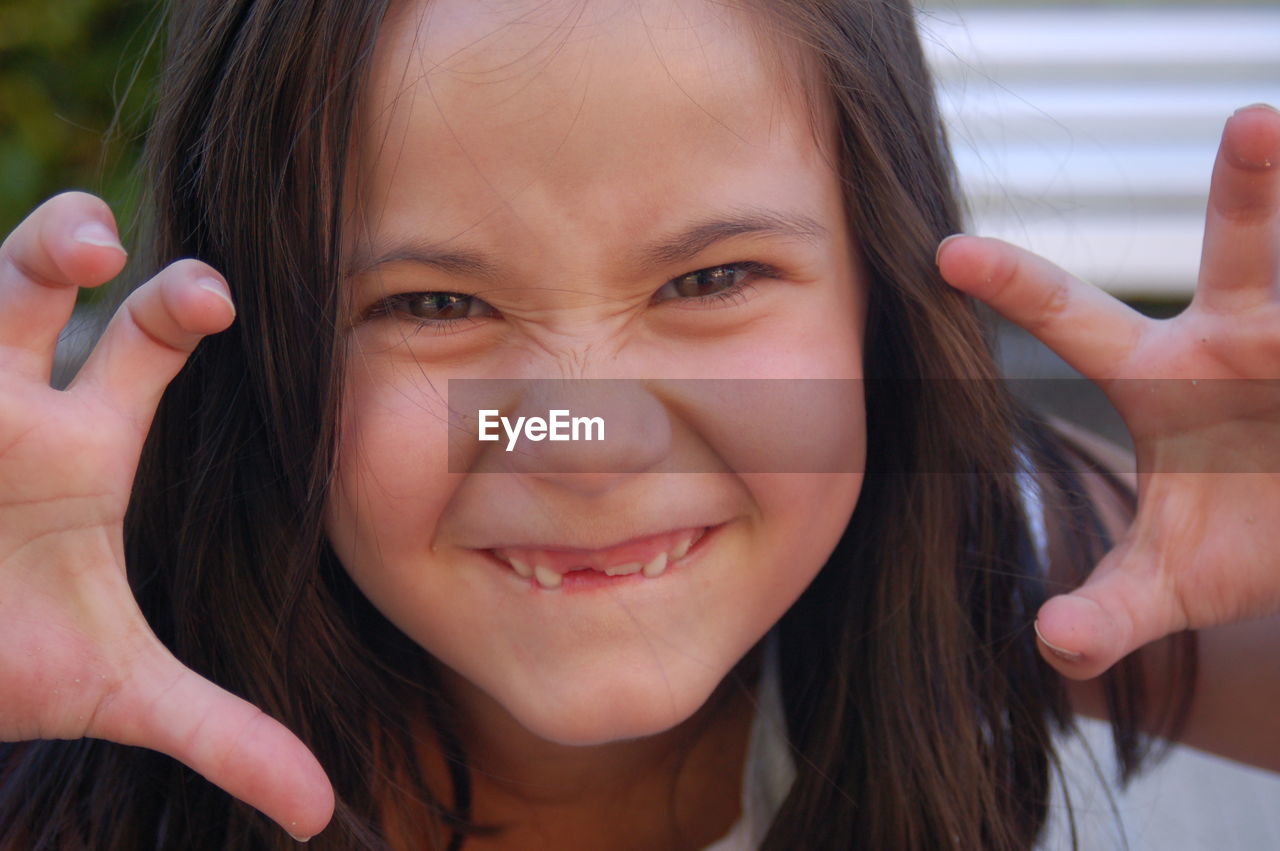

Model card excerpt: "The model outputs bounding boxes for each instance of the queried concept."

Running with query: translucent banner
[443,378,1280,474]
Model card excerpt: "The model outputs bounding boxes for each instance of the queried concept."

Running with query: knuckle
[1029,277,1072,334]
[122,292,196,356]
[164,257,220,283]
[45,190,113,223]
[1212,197,1275,229]
[1,249,52,290]
[213,707,268,778]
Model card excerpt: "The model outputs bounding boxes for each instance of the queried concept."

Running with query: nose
[449,377,673,494]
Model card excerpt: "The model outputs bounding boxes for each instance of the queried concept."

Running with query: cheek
[325,361,457,571]
[740,404,866,594]
[752,472,864,552]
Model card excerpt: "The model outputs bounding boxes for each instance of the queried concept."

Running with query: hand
[936,103,1280,680]
[0,193,333,840]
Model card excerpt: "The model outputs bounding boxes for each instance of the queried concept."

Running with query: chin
[502,665,724,747]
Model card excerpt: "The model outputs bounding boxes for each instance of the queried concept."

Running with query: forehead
[349,0,836,267]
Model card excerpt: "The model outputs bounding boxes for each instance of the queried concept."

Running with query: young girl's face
[327,0,866,746]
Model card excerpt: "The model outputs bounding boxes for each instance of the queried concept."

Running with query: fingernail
[197,278,236,316]
[73,221,126,253]
[1228,105,1280,168]
[1034,620,1082,663]
[935,233,966,264]
[287,833,311,843]
[1234,102,1279,116]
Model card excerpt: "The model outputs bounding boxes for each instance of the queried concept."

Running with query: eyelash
[365,261,779,335]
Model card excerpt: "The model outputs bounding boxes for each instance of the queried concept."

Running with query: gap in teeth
[498,526,708,587]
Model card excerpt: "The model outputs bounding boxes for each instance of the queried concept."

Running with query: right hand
[0,192,334,841]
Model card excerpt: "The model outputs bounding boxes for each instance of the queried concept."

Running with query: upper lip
[478,519,725,554]
[488,524,715,575]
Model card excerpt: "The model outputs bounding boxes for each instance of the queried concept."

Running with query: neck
[396,645,765,850]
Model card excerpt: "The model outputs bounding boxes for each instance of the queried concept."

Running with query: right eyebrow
[343,244,504,283]
[344,206,829,282]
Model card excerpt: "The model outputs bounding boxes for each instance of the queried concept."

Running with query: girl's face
[327,0,866,746]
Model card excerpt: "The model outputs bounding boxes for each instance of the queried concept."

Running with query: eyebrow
[344,208,830,282]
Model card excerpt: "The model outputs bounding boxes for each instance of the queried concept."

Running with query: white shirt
[701,463,1280,851]
[701,630,1280,850]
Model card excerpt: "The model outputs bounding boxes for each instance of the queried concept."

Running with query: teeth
[533,565,563,589]
[504,527,709,588]
[642,551,668,578]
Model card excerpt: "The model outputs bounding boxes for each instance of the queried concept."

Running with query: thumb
[1033,554,1186,680]
[90,639,334,841]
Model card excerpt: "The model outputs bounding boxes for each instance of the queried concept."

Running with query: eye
[364,291,497,331]
[652,261,777,306]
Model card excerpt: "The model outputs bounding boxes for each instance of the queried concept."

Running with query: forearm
[1169,614,1280,772]
[1065,614,1280,773]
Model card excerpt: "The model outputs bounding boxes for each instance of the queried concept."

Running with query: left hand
[936,103,1280,680]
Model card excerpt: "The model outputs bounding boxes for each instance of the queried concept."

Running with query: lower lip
[486,523,722,595]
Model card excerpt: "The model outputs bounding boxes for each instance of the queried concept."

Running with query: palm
[939,104,1280,676]
[0,381,144,740]
[0,193,332,840]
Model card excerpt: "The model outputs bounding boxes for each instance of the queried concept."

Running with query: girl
[1,0,1278,848]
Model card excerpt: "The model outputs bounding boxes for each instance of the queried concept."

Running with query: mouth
[487,525,714,591]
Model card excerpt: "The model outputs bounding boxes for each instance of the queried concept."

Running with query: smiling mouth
[488,526,710,590]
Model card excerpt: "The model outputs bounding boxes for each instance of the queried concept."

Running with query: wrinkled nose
[449,377,672,494]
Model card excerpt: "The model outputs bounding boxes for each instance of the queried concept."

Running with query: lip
[491,525,708,576]
[484,522,724,593]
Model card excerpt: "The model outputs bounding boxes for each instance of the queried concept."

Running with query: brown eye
[671,266,739,298]
[368,291,497,324]
[407,292,488,319]
[652,262,776,305]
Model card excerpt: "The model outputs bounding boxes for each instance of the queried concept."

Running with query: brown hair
[0,1,1194,848]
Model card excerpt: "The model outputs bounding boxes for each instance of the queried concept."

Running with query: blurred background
[923,0,1279,304]
[3,1,1277,293]
[1,1,1278,425]
[3,0,1279,431]
[0,0,159,244]
[3,0,1280,847]
[920,0,1279,450]
[4,1,1277,292]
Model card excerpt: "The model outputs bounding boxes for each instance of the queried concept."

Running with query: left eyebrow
[345,207,829,282]
[632,208,830,270]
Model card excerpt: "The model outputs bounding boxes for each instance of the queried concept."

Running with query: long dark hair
[0,1,1194,848]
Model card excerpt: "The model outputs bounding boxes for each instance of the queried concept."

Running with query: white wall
[920,6,1280,299]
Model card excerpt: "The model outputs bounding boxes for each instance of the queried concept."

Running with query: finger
[69,259,235,425]
[1194,103,1280,312]
[1032,553,1185,680]
[93,644,334,841]
[0,192,128,378]
[937,235,1145,380]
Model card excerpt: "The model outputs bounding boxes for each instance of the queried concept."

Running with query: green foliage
[0,0,161,243]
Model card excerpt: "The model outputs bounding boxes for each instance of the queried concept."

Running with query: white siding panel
[920,7,1280,298]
